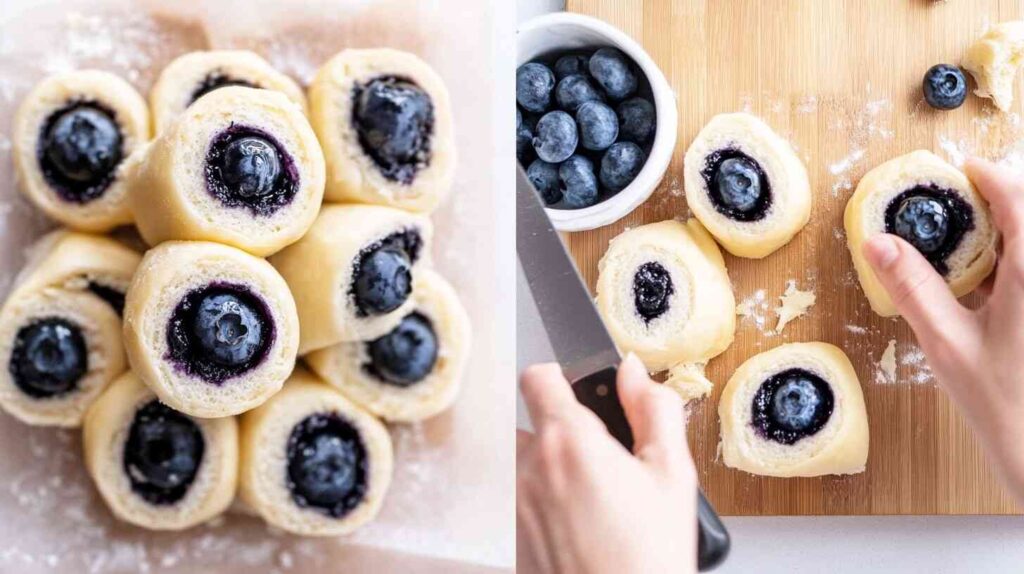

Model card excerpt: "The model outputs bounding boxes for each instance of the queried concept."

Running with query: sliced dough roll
[83,372,237,530]
[683,112,811,258]
[0,231,140,426]
[123,241,300,418]
[595,219,735,376]
[306,269,470,422]
[845,150,997,317]
[150,50,307,134]
[126,86,325,257]
[270,204,433,354]
[239,368,392,536]
[13,70,149,231]
[309,48,456,212]
[719,342,869,478]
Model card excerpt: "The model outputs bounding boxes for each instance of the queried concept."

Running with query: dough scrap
[963,21,1024,112]
[775,281,816,333]
[878,339,897,383]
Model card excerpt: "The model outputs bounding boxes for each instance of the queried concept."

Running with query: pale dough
[845,150,997,317]
[718,342,870,477]
[683,112,811,259]
[122,241,300,418]
[83,372,238,530]
[962,21,1024,112]
[238,368,393,536]
[13,70,149,231]
[879,339,897,383]
[663,362,714,403]
[775,282,815,333]
[308,49,456,213]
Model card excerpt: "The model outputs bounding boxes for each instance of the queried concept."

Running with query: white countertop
[515,2,1024,572]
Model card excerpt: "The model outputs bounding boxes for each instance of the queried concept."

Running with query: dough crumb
[775,281,816,332]
[878,339,897,383]
[663,362,713,403]
[963,21,1024,111]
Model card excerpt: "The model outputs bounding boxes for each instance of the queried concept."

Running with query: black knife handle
[573,367,730,572]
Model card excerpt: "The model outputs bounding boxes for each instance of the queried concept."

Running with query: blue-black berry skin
[516,62,556,113]
[559,155,599,209]
[555,74,605,112]
[516,108,535,165]
[588,48,638,101]
[922,64,967,110]
[533,111,578,163]
[527,159,562,205]
[554,54,590,80]
[600,141,646,192]
[577,101,619,151]
[616,98,656,144]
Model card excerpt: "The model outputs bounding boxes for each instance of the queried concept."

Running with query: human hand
[516,353,697,574]
[862,156,1024,503]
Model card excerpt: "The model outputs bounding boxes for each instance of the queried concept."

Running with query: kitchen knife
[516,167,730,571]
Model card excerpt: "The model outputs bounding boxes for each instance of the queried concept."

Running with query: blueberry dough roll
[13,70,149,231]
[150,50,307,135]
[83,372,237,530]
[305,269,470,422]
[845,150,997,317]
[718,342,869,477]
[239,368,392,536]
[0,231,140,426]
[309,49,456,212]
[270,204,433,354]
[123,241,300,418]
[683,112,811,258]
[595,220,735,376]
[126,87,325,257]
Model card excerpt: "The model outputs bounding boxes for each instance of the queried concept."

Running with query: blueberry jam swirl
[204,124,300,216]
[189,72,258,105]
[37,101,124,203]
[700,148,772,222]
[123,400,205,505]
[165,283,275,384]
[352,76,435,184]
[8,317,88,399]
[751,368,834,445]
[632,262,674,324]
[884,184,973,276]
[364,312,438,386]
[350,229,423,317]
[286,413,369,519]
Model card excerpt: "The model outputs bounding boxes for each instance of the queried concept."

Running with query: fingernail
[865,234,899,269]
[621,352,648,378]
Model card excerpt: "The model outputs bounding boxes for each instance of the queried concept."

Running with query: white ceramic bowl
[517,12,677,232]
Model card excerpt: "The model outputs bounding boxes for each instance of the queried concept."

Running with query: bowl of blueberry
[517,13,677,232]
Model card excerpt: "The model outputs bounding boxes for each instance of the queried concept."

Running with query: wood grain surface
[564,0,1024,515]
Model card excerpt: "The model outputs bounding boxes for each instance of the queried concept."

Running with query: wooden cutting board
[564,0,1024,515]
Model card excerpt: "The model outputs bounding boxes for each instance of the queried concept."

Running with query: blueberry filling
[365,312,438,386]
[884,185,973,275]
[87,282,125,316]
[204,125,300,216]
[166,283,274,384]
[751,368,834,445]
[287,413,368,518]
[37,102,123,203]
[350,230,423,317]
[352,76,434,185]
[632,262,673,323]
[700,148,771,221]
[8,317,88,399]
[189,72,258,105]
[124,400,204,505]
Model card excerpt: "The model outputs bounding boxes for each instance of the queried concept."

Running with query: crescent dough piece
[719,342,869,477]
[962,21,1024,112]
[126,86,325,257]
[306,269,471,422]
[309,49,456,212]
[83,372,237,530]
[595,219,735,376]
[123,241,300,418]
[238,368,392,536]
[845,150,996,317]
[13,70,149,231]
[150,50,307,134]
[684,112,811,258]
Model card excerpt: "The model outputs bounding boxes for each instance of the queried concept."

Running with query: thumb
[616,353,687,470]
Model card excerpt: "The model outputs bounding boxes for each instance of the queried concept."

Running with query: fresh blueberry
[559,155,599,208]
[713,157,764,214]
[553,54,590,80]
[366,313,438,386]
[516,108,535,165]
[588,47,638,101]
[617,98,656,144]
[190,73,257,105]
[599,141,646,192]
[218,136,281,199]
[287,414,368,518]
[41,104,122,199]
[191,292,265,367]
[751,369,834,445]
[555,74,604,112]
[205,126,298,216]
[533,111,578,163]
[632,262,673,323]
[124,400,205,505]
[354,245,413,315]
[892,195,949,255]
[8,318,87,399]
[770,377,823,432]
[576,101,619,151]
[922,64,967,110]
[354,77,434,184]
[516,62,555,113]
[527,159,561,205]
[884,186,973,275]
